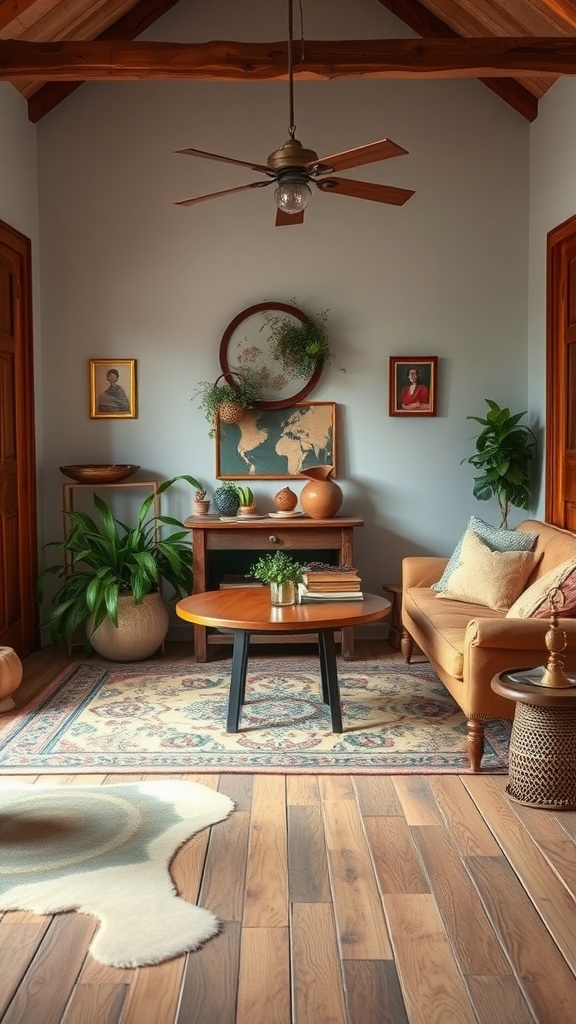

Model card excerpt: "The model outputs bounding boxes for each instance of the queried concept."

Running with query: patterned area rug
[0,780,234,967]
[0,657,510,774]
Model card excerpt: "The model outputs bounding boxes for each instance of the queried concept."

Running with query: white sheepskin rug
[0,780,234,968]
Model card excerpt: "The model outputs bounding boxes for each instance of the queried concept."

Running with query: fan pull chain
[287,0,305,140]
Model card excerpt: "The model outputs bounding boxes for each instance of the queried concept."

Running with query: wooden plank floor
[1,641,575,1023]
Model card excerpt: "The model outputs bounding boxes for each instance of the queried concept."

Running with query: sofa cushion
[505,555,576,618]
[432,515,538,592]
[403,586,502,678]
[435,530,538,611]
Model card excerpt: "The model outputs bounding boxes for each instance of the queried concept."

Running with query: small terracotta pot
[193,499,211,515]
[238,504,257,516]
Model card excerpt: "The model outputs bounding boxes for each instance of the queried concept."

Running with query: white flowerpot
[87,592,169,661]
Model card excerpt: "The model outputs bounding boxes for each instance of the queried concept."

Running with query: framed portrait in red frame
[389,356,437,417]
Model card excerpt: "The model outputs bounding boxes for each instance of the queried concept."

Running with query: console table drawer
[208,528,344,551]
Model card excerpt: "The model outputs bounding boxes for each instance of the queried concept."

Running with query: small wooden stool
[382,584,402,650]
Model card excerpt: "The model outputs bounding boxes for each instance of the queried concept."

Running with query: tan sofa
[401,519,576,771]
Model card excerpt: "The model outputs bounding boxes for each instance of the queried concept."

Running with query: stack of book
[298,562,363,602]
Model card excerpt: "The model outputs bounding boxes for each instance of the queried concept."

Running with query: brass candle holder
[538,586,572,688]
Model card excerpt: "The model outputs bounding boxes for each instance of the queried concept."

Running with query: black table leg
[227,630,250,733]
[318,629,343,733]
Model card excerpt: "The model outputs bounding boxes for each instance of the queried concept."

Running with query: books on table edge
[297,583,364,602]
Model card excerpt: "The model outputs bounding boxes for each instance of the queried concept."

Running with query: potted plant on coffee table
[249,550,304,606]
[38,474,202,660]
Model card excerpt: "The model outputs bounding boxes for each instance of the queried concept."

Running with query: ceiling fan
[175,0,415,226]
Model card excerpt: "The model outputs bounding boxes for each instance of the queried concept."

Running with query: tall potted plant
[38,474,202,660]
[462,399,537,528]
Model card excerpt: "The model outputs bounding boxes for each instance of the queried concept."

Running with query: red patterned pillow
[505,557,576,618]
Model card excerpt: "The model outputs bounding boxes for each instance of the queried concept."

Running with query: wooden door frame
[0,217,38,653]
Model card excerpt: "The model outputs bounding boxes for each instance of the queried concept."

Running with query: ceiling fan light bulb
[274,181,311,215]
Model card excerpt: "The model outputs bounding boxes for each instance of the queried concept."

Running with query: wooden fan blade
[315,177,414,206]
[176,147,272,176]
[275,208,305,227]
[175,180,272,207]
[309,139,408,175]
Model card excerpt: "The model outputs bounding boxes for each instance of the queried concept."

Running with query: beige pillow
[505,556,576,618]
[436,530,538,611]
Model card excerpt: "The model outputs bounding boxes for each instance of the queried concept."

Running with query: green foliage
[193,368,262,436]
[249,550,304,585]
[261,301,334,379]
[462,399,537,528]
[236,485,254,506]
[38,475,202,651]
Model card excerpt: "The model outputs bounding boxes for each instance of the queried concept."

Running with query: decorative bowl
[59,464,140,484]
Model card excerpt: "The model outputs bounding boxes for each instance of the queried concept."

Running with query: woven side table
[492,670,576,810]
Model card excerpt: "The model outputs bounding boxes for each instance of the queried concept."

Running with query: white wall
[34,0,531,607]
[528,77,576,518]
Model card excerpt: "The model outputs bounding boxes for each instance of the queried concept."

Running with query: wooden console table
[184,515,364,662]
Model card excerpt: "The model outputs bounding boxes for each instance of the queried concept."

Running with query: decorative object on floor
[192,486,211,516]
[274,485,298,511]
[217,401,336,479]
[212,481,241,516]
[38,474,202,659]
[175,1,414,225]
[461,398,536,528]
[89,359,137,420]
[59,464,140,484]
[299,465,343,519]
[0,646,23,712]
[389,356,438,417]
[249,550,304,606]
[0,659,510,774]
[0,780,234,967]
[193,370,262,438]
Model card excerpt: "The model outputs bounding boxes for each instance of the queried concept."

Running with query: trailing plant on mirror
[260,300,337,378]
[462,399,536,529]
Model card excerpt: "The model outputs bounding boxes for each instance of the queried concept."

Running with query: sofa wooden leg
[401,629,413,663]
[467,719,485,772]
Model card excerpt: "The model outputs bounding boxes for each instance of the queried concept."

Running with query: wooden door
[0,219,38,654]
[546,214,576,530]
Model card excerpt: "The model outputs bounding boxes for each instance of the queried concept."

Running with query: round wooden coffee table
[492,669,576,809]
[176,588,390,734]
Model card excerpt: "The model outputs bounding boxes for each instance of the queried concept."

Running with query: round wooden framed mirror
[219,301,323,410]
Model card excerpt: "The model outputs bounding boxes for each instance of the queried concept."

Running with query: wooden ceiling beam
[374,0,539,120]
[3,37,576,83]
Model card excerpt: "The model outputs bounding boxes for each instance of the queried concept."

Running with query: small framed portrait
[89,359,137,419]
[389,356,438,417]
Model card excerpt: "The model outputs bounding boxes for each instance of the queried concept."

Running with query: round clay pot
[274,486,298,512]
[193,499,210,515]
[0,646,23,711]
[88,592,169,661]
[299,466,343,520]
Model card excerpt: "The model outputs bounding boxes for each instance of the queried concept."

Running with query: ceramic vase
[274,486,298,512]
[299,465,343,519]
[270,581,297,606]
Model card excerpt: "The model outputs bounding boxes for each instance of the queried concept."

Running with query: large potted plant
[249,550,304,606]
[38,474,202,660]
[462,399,537,528]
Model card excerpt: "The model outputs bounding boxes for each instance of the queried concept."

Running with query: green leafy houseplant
[249,550,304,585]
[260,302,333,379]
[193,368,262,437]
[462,399,537,529]
[38,474,202,651]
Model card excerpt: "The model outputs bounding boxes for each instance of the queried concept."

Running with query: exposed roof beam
[374,0,538,121]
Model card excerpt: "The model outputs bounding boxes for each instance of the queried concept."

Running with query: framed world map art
[216,401,337,479]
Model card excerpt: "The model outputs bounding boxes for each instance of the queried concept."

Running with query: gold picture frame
[89,359,137,419]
